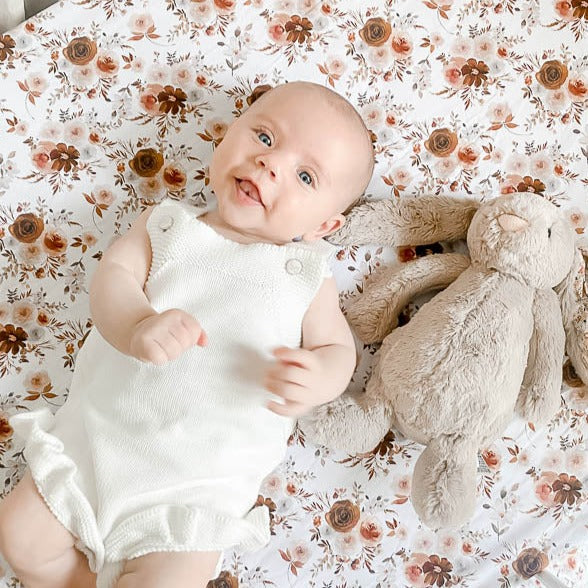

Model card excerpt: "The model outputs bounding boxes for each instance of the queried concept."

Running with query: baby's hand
[129,309,207,366]
[264,347,325,417]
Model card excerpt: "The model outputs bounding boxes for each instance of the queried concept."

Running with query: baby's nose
[256,154,278,180]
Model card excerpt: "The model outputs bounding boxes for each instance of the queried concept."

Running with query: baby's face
[209,84,368,244]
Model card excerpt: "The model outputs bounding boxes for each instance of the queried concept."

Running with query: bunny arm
[328,196,479,247]
[347,253,471,344]
[555,247,588,384]
[515,288,566,425]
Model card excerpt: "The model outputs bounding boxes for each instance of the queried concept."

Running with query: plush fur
[304,193,580,529]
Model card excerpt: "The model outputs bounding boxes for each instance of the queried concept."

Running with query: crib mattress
[0,1,586,586]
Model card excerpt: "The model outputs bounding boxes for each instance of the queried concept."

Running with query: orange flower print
[461,58,489,87]
[552,473,582,505]
[50,143,80,172]
[213,0,235,14]
[285,15,313,44]
[457,144,480,168]
[206,570,239,588]
[9,213,44,243]
[568,75,587,99]
[162,162,187,190]
[359,17,391,47]
[422,554,453,586]
[513,548,549,579]
[535,60,568,90]
[325,500,360,533]
[481,449,501,470]
[391,31,413,58]
[572,0,588,18]
[96,52,120,77]
[0,324,28,355]
[140,83,165,114]
[157,85,187,114]
[63,36,97,65]
[359,515,383,546]
[516,176,546,194]
[42,229,68,255]
[0,413,13,442]
[424,128,458,157]
[555,1,573,19]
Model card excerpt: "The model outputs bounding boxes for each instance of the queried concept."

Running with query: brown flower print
[206,570,239,588]
[552,473,582,505]
[422,554,453,587]
[129,148,164,177]
[572,0,588,19]
[50,143,80,173]
[63,36,97,65]
[535,60,568,90]
[285,15,313,44]
[0,413,13,442]
[325,500,360,533]
[0,34,16,61]
[512,547,548,579]
[157,86,188,115]
[516,176,546,194]
[9,213,44,243]
[424,128,458,157]
[359,17,391,47]
[461,59,490,87]
[247,84,272,106]
[373,429,396,456]
[563,359,584,387]
[0,324,28,355]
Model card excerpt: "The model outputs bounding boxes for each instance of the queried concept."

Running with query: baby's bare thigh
[120,550,221,587]
[0,469,77,567]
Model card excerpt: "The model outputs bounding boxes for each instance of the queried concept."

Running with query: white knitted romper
[10,198,335,586]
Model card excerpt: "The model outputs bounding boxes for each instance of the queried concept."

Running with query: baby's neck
[199,210,286,246]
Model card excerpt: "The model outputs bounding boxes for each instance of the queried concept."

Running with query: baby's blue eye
[299,170,313,185]
[258,132,271,146]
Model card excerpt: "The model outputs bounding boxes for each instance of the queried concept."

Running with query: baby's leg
[116,550,222,588]
[0,469,96,588]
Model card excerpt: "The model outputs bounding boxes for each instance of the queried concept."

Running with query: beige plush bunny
[305,192,578,529]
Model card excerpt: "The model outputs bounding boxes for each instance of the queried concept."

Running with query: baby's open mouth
[237,178,264,206]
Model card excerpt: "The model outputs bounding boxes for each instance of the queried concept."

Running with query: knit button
[159,215,174,232]
[285,258,303,275]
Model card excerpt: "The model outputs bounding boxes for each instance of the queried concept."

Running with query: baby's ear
[307,213,345,241]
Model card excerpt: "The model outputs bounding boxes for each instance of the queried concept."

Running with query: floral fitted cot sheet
[0,1,587,587]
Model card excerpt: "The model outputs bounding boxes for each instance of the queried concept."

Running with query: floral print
[0,0,586,587]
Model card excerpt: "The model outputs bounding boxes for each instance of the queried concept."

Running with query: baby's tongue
[240,179,260,201]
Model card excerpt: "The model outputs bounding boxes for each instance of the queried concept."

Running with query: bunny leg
[411,435,478,529]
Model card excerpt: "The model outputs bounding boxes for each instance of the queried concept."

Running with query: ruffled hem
[10,407,271,573]
[104,502,269,562]
[9,408,104,572]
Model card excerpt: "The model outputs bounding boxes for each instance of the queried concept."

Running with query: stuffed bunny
[305,192,577,529]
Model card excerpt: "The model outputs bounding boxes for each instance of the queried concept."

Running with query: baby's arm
[89,207,206,364]
[265,277,356,417]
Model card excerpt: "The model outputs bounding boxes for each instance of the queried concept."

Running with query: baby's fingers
[178,313,208,347]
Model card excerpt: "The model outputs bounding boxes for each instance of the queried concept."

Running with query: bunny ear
[556,247,588,385]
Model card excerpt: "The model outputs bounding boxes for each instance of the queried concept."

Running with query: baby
[0,81,374,588]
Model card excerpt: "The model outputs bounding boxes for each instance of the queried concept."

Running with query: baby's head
[209,81,374,245]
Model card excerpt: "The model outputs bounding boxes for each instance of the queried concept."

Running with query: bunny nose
[497,213,529,232]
